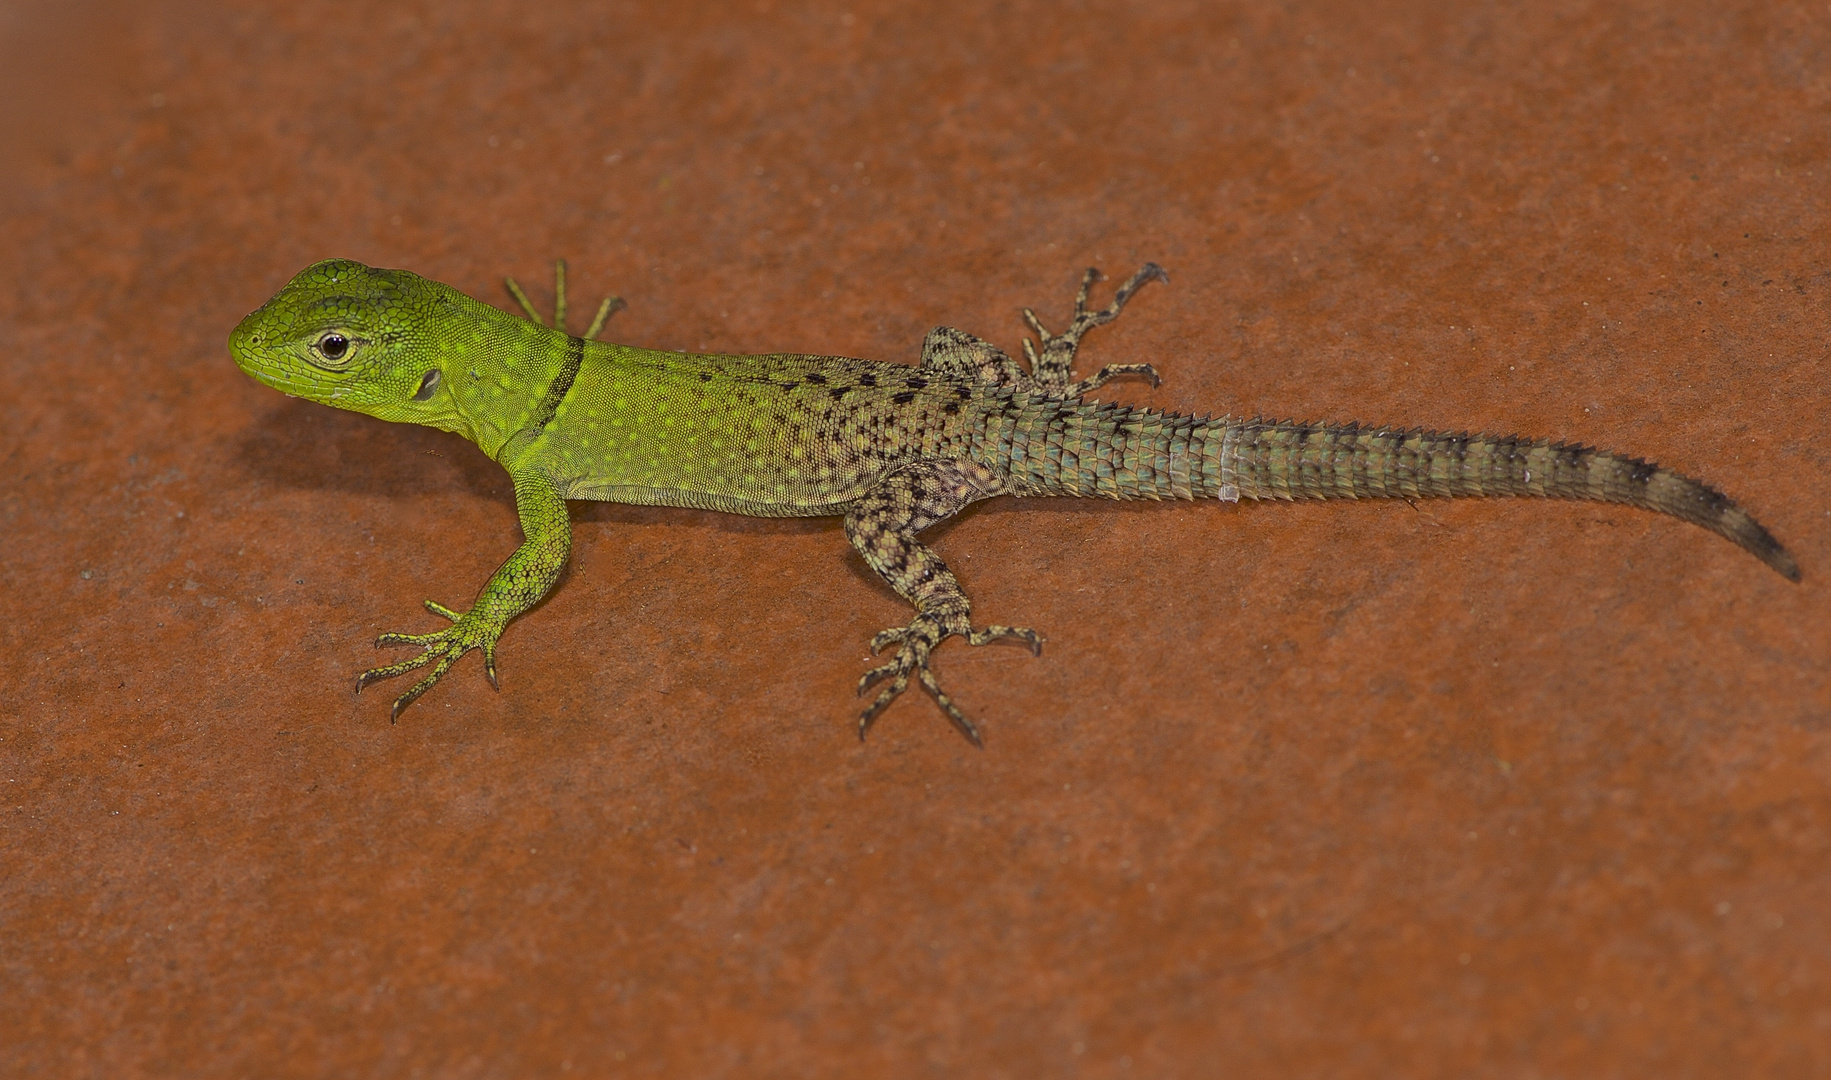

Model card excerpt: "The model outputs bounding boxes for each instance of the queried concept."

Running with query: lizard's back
[541,345,987,516]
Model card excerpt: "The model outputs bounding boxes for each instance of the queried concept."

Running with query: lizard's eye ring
[316,333,350,361]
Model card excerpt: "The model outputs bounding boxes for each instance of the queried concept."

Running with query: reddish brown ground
[3,1,1827,1076]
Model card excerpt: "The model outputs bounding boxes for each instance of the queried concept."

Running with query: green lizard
[229,258,1800,744]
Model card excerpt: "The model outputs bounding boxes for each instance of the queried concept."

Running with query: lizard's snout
[228,308,262,359]
[227,304,293,392]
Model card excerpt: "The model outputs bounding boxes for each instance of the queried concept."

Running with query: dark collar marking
[529,335,587,431]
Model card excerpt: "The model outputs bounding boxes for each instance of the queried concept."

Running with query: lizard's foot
[1023,262,1169,395]
[356,600,505,722]
[856,609,1041,746]
[504,259,626,339]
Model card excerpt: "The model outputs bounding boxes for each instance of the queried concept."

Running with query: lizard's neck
[439,296,578,461]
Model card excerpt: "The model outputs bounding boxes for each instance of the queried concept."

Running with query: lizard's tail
[993,401,1798,581]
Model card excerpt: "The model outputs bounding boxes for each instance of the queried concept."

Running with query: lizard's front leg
[356,470,572,721]
[845,460,1039,746]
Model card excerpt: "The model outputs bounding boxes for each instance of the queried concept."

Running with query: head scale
[229,259,453,422]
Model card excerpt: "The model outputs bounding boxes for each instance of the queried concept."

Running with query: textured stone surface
[3,1,1827,1075]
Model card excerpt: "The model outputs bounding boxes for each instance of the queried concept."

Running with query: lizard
[228,258,1800,745]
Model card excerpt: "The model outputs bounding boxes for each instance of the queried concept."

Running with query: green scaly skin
[229,258,1800,744]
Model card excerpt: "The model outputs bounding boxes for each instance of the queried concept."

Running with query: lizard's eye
[316,333,350,361]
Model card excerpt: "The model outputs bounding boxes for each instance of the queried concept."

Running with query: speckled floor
[3,1,1826,1075]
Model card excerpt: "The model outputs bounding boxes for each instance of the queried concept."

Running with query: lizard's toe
[376,629,438,648]
[868,626,909,654]
[857,657,900,696]
[424,599,463,622]
[354,604,507,719]
[357,649,439,692]
[916,665,983,748]
[966,624,1042,654]
[853,611,1035,744]
[858,672,913,738]
[387,649,462,723]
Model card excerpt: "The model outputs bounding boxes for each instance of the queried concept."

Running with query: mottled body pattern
[229,259,1799,744]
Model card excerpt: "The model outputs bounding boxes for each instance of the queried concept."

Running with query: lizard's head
[229,258,459,423]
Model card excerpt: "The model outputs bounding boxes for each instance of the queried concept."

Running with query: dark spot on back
[891,391,916,404]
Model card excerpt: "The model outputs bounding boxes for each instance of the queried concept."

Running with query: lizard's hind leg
[918,325,1028,386]
[1022,263,1168,396]
[845,460,1039,746]
[504,259,626,339]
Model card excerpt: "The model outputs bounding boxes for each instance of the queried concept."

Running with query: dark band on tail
[987,394,1797,581]
[1221,419,1798,581]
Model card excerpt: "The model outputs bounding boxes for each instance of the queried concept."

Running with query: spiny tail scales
[984,398,1798,581]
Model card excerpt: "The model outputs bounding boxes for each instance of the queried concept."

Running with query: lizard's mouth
[228,309,347,401]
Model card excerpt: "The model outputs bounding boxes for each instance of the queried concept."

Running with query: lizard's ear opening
[412,369,442,401]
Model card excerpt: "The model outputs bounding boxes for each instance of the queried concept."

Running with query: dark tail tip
[1717,506,1799,582]
[1757,535,1801,582]
[1618,456,1800,583]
